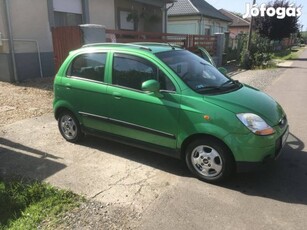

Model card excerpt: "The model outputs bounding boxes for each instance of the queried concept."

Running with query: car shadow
[0,137,66,181]
[79,135,191,178]
[80,132,307,205]
[222,132,307,205]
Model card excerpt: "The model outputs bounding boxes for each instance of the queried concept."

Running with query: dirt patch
[0,78,54,127]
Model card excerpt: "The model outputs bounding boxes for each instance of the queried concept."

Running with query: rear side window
[68,53,106,82]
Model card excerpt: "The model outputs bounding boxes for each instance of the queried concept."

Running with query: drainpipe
[199,15,203,35]
[4,0,18,82]
[162,2,174,33]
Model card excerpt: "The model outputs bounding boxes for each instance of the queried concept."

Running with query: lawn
[0,177,82,229]
[272,48,300,61]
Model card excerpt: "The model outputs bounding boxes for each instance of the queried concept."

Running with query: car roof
[79,42,183,54]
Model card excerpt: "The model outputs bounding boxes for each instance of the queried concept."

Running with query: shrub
[240,34,273,69]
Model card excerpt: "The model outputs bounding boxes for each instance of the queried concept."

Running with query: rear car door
[106,52,181,150]
[61,52,110,132]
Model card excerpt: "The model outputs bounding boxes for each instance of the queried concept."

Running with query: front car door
[106,52,181,151]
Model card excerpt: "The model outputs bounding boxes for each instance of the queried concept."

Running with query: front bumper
[224,125,289,172]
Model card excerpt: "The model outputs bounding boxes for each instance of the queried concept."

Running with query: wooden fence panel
[52,26,82,71]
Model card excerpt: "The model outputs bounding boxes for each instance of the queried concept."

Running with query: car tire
[58,111,84,143]
[185,137,235,183]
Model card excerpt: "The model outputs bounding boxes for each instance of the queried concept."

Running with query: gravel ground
[0,78,53,127]
[0,67,286,229]
[231,68,286,91]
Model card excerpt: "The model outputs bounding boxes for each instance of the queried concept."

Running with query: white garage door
[167,21,198,34]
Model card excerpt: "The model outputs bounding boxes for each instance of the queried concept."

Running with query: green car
[53,42,289,183]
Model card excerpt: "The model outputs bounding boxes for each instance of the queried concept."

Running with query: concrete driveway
[1,48,307,229]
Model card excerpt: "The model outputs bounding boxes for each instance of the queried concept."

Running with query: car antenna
[167,42,176,50]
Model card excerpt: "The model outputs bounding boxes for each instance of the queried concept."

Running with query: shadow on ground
[0,137,65,180]
[80,132,307,205]
[80,135,191,178]
[223,133,307,205]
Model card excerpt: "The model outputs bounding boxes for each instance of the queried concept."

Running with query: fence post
[224,31,230,64]
[215,33,225,67]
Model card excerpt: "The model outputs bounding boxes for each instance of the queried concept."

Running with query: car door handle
[65,83,71,90]
[113,92,122,99]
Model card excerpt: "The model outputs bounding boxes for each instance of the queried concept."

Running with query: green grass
[0,177,82,230]
[272,48,300,60]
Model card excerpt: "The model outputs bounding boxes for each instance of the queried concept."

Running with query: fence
[51,26,219,71]
[52,26,82,71]
[105,29,217,55]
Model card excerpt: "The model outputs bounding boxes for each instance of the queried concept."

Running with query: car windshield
[156,50,240,94]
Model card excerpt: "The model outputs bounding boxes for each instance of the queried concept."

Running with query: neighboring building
[219,9,250,38]
[167,0,231,35]
[0,0,174,82]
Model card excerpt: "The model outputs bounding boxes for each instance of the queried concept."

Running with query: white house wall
[89,0,115,29]
[168,15,229,35]
[0,0,54,81]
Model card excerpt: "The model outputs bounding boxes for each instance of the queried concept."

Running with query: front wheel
[185,138,235,183]
[58,111,83,143]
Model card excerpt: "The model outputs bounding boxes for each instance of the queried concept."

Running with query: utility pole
[247,0,256,51]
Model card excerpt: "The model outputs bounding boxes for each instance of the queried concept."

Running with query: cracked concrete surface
[0,114,184,228]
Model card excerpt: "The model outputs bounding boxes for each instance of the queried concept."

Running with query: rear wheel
[58,111,83,143]
[185,138,234,183]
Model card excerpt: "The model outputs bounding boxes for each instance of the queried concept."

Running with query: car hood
[204,84,284,126]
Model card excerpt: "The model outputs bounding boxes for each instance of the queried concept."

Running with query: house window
[205,26,211,35]
[54,12,82,26]
[118,10,135,30]
[53,0,83,26]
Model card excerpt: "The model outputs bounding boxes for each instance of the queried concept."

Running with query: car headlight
[236,113,275,136]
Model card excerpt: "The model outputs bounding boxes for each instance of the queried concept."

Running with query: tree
[254,0,300,40]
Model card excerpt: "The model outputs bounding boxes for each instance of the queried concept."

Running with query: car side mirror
[142,80,163,98]
[218,67,228,76]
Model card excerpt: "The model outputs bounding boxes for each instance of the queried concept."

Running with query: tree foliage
[240,34,273,69]
[254,0,300,40]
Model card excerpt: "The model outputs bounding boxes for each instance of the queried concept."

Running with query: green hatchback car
[53,43,289,183]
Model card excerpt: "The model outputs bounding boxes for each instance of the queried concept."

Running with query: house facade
[0,0,173,82]
[167,0,231,35]
[219,9,250,38]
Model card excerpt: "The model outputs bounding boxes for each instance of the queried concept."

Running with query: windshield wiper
[196,80,240,92]
[219,79,239,88]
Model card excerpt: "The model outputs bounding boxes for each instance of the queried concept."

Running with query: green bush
[240,34,273,69]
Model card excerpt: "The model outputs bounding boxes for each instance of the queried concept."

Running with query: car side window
[158,69,176,92]
[112,54,157,90]
[68,53,106,82]
[112,53,176,92]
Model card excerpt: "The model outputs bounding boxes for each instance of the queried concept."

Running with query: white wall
[8,0,53,53]
[89,0,115,29]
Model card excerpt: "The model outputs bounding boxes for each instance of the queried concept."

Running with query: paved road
[0,48,307,229]
[137,48,307,229]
